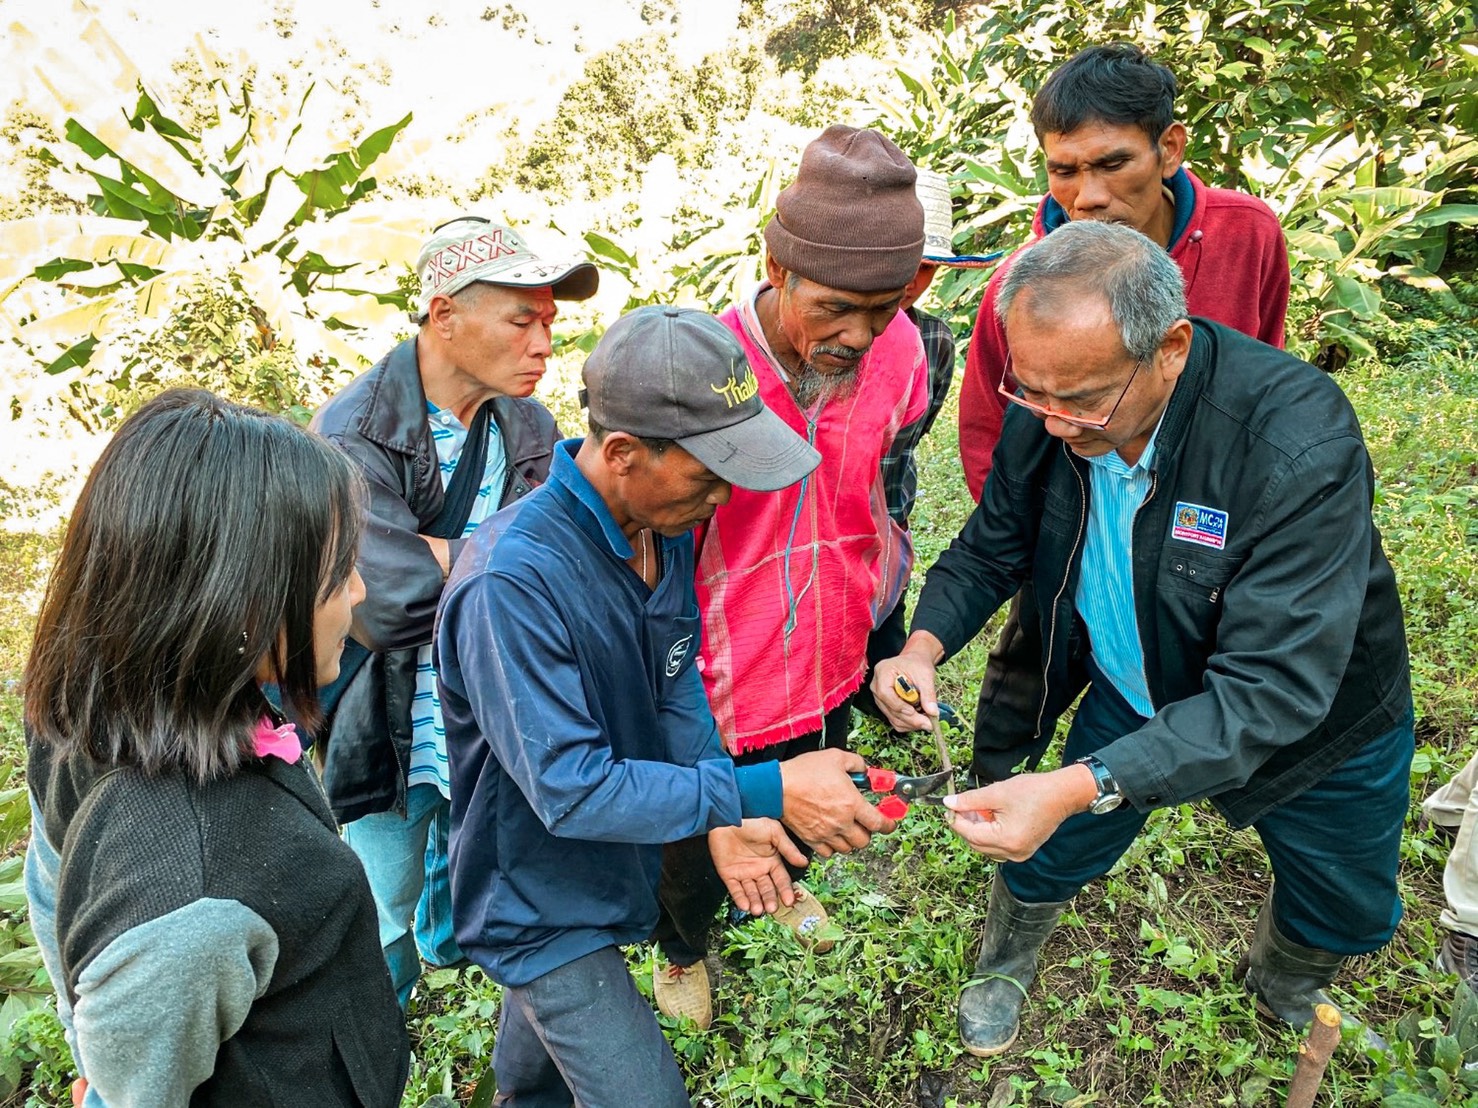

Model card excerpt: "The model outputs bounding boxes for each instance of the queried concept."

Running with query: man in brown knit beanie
[651,124,933,1027]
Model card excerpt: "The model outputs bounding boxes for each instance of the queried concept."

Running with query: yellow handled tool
[892,674,955,796]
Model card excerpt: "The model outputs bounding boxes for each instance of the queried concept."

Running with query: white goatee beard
[790,361,860,408]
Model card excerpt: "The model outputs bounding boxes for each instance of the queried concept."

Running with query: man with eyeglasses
[956,43,1291,793]
[311,217,597,1007]
[871,220,1412,1057]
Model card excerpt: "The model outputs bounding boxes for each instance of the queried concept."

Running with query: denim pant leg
[415,793,465,967]
[342,782,443,1007]
[1252,705,1414,955]
[1002,675,1152,905]
[492,947,690,1108]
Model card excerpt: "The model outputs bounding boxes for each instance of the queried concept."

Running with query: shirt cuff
[732,763,783,820]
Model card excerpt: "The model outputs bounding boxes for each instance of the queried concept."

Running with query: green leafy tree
[742,0,979,77]
[518,34,764,200]
[0,20,416,427]
[871,3,1478,360]
[0,105,85,221]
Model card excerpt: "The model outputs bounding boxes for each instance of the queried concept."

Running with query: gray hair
[995,221,1187,361]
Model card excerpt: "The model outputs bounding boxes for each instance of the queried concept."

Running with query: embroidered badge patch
[1172,502,1229,550]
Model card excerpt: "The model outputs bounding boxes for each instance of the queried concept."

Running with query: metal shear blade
[849,767,955,802]
[892,768,955,802]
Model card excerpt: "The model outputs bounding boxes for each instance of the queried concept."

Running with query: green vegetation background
[1,1,1476,1105]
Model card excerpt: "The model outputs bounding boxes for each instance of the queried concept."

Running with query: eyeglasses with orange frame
[997,353,1145,430]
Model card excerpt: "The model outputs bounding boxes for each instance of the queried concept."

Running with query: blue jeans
[492,946,690,1107]
[1004,672,1413,956]
[342,782,464,1007]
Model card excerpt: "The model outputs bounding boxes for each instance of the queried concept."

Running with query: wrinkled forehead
[1006,297,1129,381]
[461,282,557,312]
[1042,119,1160,159]
[1007,284,1116,337]
[790,275,905,311]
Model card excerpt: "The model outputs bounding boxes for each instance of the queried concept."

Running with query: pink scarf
[697,291,927,754]
[253,717,302,764]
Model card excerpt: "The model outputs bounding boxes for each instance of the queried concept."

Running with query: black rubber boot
[1235,898,1389,1052]
[957,874,1071,1057]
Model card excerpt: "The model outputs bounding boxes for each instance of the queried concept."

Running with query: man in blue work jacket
[436,305,895,1104]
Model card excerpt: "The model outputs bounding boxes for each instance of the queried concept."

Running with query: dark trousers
[971,589,1066,783]
[652,701,854,967]
[492,946,690,1107]
[852,592,909,722]
[1002,668,1413,956]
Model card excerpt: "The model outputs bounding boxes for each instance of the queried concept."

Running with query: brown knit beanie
[763,125,925,292]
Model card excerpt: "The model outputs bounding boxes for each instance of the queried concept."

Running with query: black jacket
[30,738,408,1106]
[912,320,1410,827]
[311,337,559,821]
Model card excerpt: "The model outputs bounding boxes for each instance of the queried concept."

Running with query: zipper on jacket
[490,404,518,510]
[391,734,409,818]
[491,402,541,509]
[498,458,518,508]
[1131,471,1160,709]
[1035,449,1089,742]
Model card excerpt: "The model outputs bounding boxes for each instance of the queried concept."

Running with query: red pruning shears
[848,767,955,820]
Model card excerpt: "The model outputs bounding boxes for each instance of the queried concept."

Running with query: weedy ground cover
[0,277,1475,1106]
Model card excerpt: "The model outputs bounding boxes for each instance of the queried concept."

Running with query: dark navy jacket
[436,441,782,987]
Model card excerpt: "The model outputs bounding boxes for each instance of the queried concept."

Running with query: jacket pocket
[1160,550,1237,604]
[643,607,702,702]
[1039,484,1081,539]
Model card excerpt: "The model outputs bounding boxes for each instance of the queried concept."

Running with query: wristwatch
[1075,755,1124,815]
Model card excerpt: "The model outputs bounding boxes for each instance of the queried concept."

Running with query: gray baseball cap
[413,218,598,321]
[581,306,820,492]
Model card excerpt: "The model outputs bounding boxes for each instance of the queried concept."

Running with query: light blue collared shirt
[408,401,507,799]
[1075,425,1162,717]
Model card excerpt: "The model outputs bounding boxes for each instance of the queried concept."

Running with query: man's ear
[600,431,641,477]
[764,253,788,290]
[900,263,939,311]
[425,293,457,337]
[1157,122,1188,178]
[1159,317,1194,383]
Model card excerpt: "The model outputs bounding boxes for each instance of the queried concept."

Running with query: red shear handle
[877,794,909,820]
[866,767,897,792]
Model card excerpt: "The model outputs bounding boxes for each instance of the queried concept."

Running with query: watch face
[1078,756,1122,815]
[1089,792,1125,815]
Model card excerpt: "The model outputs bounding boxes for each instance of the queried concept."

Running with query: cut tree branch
[1286,1003,1341,1108]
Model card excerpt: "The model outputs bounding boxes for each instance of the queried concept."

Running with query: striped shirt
[1075,425,1162,717]
[880,307,956,526]
[408,402,507,798]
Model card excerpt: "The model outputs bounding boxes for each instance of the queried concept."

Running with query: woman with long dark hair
[23,388,408,1106]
